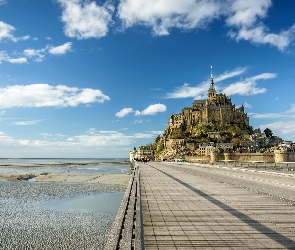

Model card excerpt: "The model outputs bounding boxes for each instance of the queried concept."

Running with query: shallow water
[0,157,128,164]
[37,191,125,215]
[0,163,131,175]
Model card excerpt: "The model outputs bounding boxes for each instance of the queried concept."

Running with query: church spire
[210,65,214,87]
[208,65,215,92]
[208,65,216,99]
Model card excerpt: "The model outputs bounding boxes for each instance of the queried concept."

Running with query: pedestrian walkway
[140,162,295,249]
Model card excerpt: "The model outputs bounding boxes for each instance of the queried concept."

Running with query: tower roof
[208,65,216,92]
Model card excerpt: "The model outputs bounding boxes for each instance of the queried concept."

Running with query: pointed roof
[208,65,216,92]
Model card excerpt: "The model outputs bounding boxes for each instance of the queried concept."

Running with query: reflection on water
[37,192,124,215]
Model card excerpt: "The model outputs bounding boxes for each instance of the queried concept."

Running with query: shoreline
[0,161,131,186]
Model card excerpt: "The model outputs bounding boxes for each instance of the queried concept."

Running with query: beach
[0,160,131,249]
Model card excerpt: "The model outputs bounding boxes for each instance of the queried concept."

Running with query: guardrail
[104,163,144,250]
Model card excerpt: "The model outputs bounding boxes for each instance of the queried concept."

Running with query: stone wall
[221,153,274,163]
[211,151,295,163]
[274,150,295,162]
[184,155,210,162]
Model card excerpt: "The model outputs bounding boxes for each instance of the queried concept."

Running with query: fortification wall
[274,150,295,162]
[289,153,295,162]
[184,155,210,162]
[225,153,274,162]
[185,151,295,163]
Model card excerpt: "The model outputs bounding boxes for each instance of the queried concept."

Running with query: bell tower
[208,66,216,100]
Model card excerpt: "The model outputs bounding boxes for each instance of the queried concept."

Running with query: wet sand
[0,161,131,186]
[0,161,132,249]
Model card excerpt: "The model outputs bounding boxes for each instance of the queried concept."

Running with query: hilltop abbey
[167,67,249,132]
[131,67,295,164]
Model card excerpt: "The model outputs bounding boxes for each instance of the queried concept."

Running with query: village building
[129,146,154,161]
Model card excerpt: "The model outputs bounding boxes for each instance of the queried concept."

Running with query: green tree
[154,135,161,143]
[232,137,241,147]
[264,128,273,138]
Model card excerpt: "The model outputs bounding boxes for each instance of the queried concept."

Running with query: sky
[0,0,295,158]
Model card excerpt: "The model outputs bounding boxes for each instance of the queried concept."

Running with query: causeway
[139,161,295,249]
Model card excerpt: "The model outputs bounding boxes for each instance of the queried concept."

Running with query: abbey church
[167,68,249,131]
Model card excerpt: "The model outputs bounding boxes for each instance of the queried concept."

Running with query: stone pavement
[139,162,295,249]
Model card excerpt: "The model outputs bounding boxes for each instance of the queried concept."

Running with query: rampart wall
[185,151,295,163]
[220,153,274,163]
[184,155,210,162]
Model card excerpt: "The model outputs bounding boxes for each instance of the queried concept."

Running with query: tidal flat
[0,161,131,249]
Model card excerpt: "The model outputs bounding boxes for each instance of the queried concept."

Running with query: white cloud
[67,131,133,147]
[116,0,295,51]
[0,128,161,157]
[12,120,43,126]
[215,67,247,82]
[0,21,30,42]
[225,0,271,27]
[118,0,221,36]
[133,133,155,139]
[250,113,288,119]
[0,51,27,64]
[23,42,73,62]
[48,42,72,55]
[40,133,53,138]
[0,0,7,5]
[134,120,143,124]
[243,102,251,108]
[57,0,114,39]
[166,67,247,99]
[6,57,28,64]
[116,104,166,117]
[166,82,208,99]
[0,84,110,108]
[222,80,267,96]
[222,72,276,96]
[225,0,295,51]
[23,48,46,62]
[248,73,277,81]
[0,21,15,41]
[250,104,295,119]
[150,130,164,135]
[137,103,166,116]
[87,128,97,135]
[115,107,134,117]
[232,25,293,51]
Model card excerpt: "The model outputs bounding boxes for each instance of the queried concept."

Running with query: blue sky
[0,0,295,158]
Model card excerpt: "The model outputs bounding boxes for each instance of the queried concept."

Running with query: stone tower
[208,66,216,100]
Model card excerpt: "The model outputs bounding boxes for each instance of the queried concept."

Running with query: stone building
[129,146,154,161]
[167,68,249,131]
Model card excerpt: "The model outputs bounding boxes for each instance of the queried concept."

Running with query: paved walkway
[139,162,295,249]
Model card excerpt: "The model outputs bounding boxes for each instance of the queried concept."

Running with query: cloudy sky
[0,0,294,158]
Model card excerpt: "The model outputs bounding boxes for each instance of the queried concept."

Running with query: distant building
[129,146,154,161]
[198,142,214,156]
[216,142,234,152]
[167,67,249,133]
